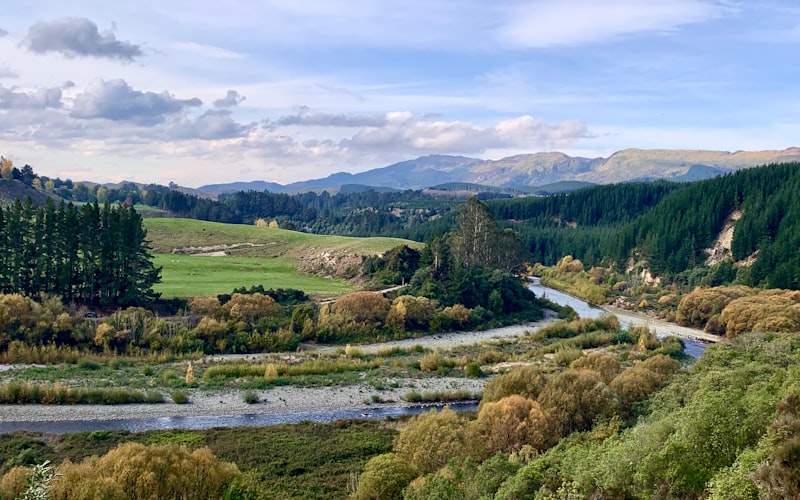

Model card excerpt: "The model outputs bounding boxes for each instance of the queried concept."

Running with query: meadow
[145,218,421,296]
[153,253,355,297]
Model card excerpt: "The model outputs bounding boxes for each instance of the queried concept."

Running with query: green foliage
[0,382,163,405]
[352,453,417,500]
[0,199,161,307]
[243,390,259,404]
[171,390,190,404]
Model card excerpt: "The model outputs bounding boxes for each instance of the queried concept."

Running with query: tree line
[0,198,161,308]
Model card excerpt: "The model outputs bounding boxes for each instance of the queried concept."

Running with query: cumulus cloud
[274,106,387,128]
[498,0,723,47]
[0,67,18,79]
[0,84,62,109]
[25,18,142,61]
[70,79,202,124]
[167,110,257,140]
[213,90,246,108]
[339,112,591,153]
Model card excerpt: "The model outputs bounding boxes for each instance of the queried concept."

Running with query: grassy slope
[144,218,422,297]
[153,254,355,297]
[144,218,421,257]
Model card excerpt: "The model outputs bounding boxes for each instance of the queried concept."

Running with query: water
[530,278,708,358]
[0,280,707,435]
[0,402,477,434]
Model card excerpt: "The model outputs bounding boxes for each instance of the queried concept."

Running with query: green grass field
[144,218,421,257]
[153,253,355,297]
[145,218,421,297]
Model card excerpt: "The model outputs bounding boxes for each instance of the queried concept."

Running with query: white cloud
[498,0,723,47]
[213,90,246,108]
[173,41,245,59]
[339,112,591,154]
[0,84,62,109]
[25,18,143,60]
[70,78,202,124]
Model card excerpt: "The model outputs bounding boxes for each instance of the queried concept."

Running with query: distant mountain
[196,147,800,195]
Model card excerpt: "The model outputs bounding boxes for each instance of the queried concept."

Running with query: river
[0,280,709,434]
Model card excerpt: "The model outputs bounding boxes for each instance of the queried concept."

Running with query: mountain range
[197,147,800,195]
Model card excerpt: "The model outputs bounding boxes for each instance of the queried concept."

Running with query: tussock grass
[203,358,383,381]
[0,382,163,405]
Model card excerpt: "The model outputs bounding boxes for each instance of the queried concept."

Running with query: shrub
[51,443,239,499]
[171,390,190,404]
[243,390,259,404]
[465,362,484,378]
[394,408,469,474]
[352,453,417,500]
[481,365,546,408]
[570,352,622,383]
[553,347,583,367]
[470,395,553,457]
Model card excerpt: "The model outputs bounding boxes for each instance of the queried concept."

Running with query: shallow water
[0,280,705,434]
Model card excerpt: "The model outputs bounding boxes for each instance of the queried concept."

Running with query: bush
[243,390,259,404]
[465,362,484,378]
[394,408,468,473]
[51,443,239,499]
[171,390,190,404]
[352,453,417,500]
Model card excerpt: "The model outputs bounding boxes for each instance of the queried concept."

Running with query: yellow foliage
[269,220,279,228]
[329,291,390,325]
[442,304,470,327]
[0,466,28,499]
[394,407,469,473]
[675,286,759,328]
[480,365,546,408]
[254,218,268,227]
[188,296,221,316]
[557,255,585,273]
[387,295,438,330]
[185,362,194,384]
[51,442,239,500]
[224,293,280,323]
[0,157,13,180]
[470,395,553,456]
[570,352,622,384]
[719,290,800,338]
[94,323,117,349]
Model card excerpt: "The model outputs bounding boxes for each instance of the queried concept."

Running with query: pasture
[144,218,421,297]
[153,253,354,297]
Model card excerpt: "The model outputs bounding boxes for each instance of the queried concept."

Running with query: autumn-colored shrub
[386,295,438,331]
[570,352,622,384]
[330,291,390,324]
[223,293,280,323]
[187,296,221,317]
[538,369,619,436]
[51,442,239,500]
[719,290,800,338]
[480,365,546,408]
[675,286,758,329]
[394,407,469,474]
[470,395,553,457]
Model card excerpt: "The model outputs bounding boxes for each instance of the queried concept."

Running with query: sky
[1,1,800,187]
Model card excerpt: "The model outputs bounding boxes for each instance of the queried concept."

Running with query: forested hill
[487,162,800,289]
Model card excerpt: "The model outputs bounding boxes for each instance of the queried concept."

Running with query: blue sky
[1,0,799,187]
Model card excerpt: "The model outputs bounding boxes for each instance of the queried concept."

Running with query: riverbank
[0,376,485,423]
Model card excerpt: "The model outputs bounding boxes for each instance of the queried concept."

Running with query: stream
[0,280,708,434]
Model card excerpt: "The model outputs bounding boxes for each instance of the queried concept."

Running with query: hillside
[144,218,423,295]
[478,162,800,289]
[196,147,800,194]
[0,179,54,206]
